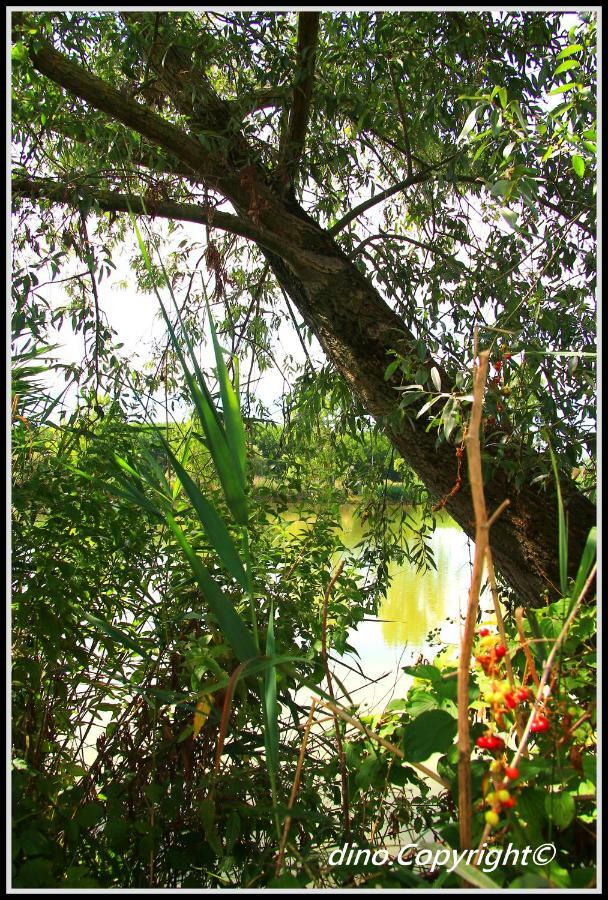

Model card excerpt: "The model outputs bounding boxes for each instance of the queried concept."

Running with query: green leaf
[164,512,256,663]
[264,601,279,788]
[500,206,518,229]
[556,43,584,60]
[161,438,248,591]
[545,791,576,830]
[75,802,105,827]
[570,526,596,606]
[402,709,457,762]
[571,154,585,178]
[554,59,580,76]
[547,442,568,596]
[402,664,442,684]
[127,208,248,526]
[82,612,151,660]
[206,299,247,493]
[457,105,482,146]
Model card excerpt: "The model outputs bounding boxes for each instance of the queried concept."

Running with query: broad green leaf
[571,154,585,178]
[402,709,457,762]
[556,43,584,60]
[545,791,576,830]
[554,59,580,76]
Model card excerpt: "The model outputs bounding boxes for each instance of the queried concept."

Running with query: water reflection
[293,503,478,710]
[337,504,474,649]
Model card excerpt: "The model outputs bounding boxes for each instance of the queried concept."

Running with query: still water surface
[285,504,478,711]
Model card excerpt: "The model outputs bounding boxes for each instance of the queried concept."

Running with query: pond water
[285,503,481,711]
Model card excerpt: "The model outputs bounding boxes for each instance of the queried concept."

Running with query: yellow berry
[485,810,500,827]
[497,789,510,803]
[489,760,503,774]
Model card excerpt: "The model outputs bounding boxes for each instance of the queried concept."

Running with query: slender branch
[455,176,595,237]
[25,38,235,195]
[275,698,317,875]
[278,12,320,187]
[515,607,541,688]
[387,61,413,180]
[320,561,350,838]
[328,170,433,236]
[509,564,596,774]
[457,347,490,851]
[348,230,461,263]
[11,176,287,256]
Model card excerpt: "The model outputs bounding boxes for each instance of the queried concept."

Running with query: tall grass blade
[206,298,247,491]
[164,511,256,663]
[264,601,279,783]
[127,210,248,526]
[161,438,248,591]
[264,600,280,839]
[547,441,568,595]
[571,526,596,608]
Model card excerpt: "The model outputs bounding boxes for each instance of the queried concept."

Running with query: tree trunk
[256,200,595,607]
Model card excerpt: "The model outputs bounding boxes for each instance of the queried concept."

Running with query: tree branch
[25,38,240,199]
[456,176,595,237]
[328,169,434,236]
[277,12,320,188]
[11,176,288,255]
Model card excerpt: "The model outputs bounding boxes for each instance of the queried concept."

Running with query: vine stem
[275,698,318,876]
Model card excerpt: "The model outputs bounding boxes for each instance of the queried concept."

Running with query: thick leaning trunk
[255,201,596,607]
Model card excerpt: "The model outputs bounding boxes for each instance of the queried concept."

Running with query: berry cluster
[473,626,547,829]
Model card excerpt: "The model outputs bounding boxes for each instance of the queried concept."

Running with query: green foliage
[11,8,596,890]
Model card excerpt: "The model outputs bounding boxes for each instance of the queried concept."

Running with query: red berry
[501,796,516,809]
[495,645,507,659]
[504,766,519,780]
[476,736,490,749]
[485,735,505,751]
[504,692,517,710]
[503,352,512,360]
[479,627,490,637]
[494,360,502,371]
[513,688,530,703]
[530,714,550,733]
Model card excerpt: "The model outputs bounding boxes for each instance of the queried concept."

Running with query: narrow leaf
[82,612,150,660]
[161,439,248,591]
[548,443,568,595]
[165,512,256,662]
[264,602,279,783]
[206,299,247,491]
